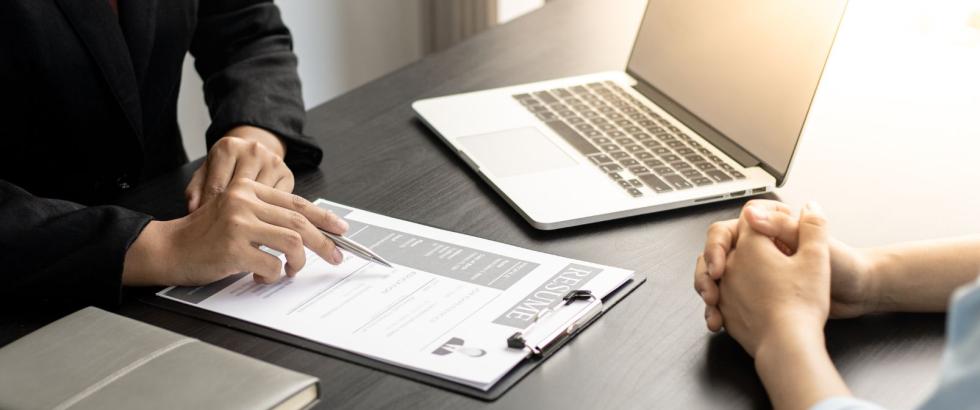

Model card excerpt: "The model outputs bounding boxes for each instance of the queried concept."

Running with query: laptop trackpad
[457,128,578,178]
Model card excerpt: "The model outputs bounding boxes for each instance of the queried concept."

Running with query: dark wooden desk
[6,0,961,408]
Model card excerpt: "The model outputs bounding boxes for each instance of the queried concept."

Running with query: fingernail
[706,261,715,275]
[805,201,824,214]
[337,218,350,232]
[332,248,343,263]
[748,206,768,221]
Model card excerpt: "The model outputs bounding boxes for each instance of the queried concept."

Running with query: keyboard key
[731,171,745,179]
[575,123,594,131]
[529,105,549,112]
[628,179,643,188]
[571,85,589,94]
[584,130,601,138]
[615,119,632,127]
[720,163,734,171]
[600,164,622,173]
[692,177,713,186]
[685,155,705,163]
[664,174,693,190]
[629,166,649,175]
[615,137,633,145]
[593,137,611,144]
[695,162,716,171]
[706,170,733,182]
[661,154,680,162]
[626,188,643,197]
[667,140,685,148]
[559,110,576,117]
[625,145,645,153]
[620,159,640,167]
[551,88,573,98]
[607,113,623,120]
[633,133,652,141]
[544,120,599,156]
[618,180,631,188]
[652,147,671,155]
[681,169,703,178]
[567,117,585,124]
[608,130,625,138]
[589,154,613,164]
[601,144,619,152]
[624,126,643,134]
[534,91,558,104]
[670,161,692,170]
[676,147,694,155]
[513,93,532,100]
[582,110,598,118]
[637,174,673,193]
[653,166,675,175]
[635,152,655,160]
[643,159,664,168]
[610,151,630,159]
[536,112,557,121]
[599,123,617,131]
[642,140,662,148]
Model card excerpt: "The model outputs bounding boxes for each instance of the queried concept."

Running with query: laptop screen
[627,0,847,180]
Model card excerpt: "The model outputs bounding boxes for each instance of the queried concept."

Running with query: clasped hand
[693,200,878,357]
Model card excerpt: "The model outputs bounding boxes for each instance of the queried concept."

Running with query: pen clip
[506,289,602,359]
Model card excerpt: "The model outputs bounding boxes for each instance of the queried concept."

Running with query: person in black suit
[0,0,349,307]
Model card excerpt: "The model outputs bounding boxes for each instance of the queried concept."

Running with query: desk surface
[8,0,980,408]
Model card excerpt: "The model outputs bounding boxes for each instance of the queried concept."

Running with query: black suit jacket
[0,0,322,307]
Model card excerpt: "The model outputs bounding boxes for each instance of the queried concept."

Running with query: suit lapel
[118,0,158,87]
[53,0,144,142]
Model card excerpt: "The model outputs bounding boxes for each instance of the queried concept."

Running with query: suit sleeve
[190,0,322,170]
[0,180,152,307]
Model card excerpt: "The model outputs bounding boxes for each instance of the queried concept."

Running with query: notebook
[0,307,319,410]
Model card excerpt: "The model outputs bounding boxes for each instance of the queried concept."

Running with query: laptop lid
[625,0,848,186]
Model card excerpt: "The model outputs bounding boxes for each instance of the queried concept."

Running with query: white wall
[178,0,424,159]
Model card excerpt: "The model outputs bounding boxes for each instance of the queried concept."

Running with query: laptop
[413,0,848,230]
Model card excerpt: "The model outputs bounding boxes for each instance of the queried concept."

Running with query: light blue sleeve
[917,278,980,409]
[810,397,887,410]
[812,277,980,410]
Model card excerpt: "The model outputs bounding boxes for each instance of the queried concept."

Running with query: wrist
[861,247,891,314]
[755,325,850,409]
[122,220,177,286]
[225,125,286,158]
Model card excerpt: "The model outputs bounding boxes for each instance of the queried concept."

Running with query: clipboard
[139,274,644,401]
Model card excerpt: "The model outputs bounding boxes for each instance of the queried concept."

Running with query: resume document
[159,200,635,390]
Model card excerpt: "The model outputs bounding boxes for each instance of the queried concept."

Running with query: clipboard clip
[506,289,603,359]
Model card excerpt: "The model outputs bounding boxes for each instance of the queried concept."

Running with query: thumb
[796,201,829,262]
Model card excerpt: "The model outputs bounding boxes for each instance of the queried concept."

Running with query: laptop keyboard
[513,81,745,198]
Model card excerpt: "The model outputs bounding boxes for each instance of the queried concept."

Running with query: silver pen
[319,229,393,268]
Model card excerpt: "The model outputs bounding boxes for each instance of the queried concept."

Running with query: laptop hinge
[628,73,764,172]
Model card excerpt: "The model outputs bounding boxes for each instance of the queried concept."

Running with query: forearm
[868,236,980,313]
[755,326,850,410]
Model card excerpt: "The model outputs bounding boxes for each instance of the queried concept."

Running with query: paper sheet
[158,199,634,390]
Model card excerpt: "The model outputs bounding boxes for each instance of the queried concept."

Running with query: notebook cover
[0,307,319,410]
